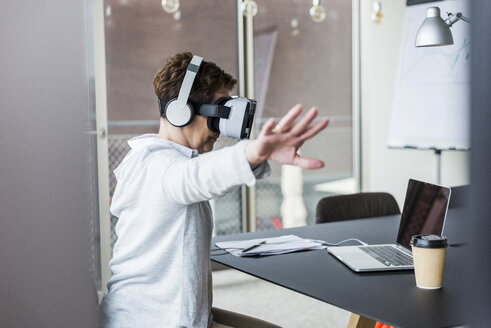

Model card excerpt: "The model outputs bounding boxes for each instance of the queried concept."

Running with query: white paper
[215,235,326,257]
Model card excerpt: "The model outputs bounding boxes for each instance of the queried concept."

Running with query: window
[252,0,354,230]
[103,0,241,247]
[101,0,355,251]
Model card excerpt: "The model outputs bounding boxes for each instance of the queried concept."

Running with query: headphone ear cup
[165,99,195,127]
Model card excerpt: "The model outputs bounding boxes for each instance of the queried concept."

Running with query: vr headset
[158,55,256,140]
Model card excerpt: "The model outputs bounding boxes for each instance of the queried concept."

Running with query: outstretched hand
[245,104,329,169]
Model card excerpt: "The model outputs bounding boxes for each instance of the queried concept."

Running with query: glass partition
[104,0,241,248]
[103,0,355,248]
[252,0,354,230]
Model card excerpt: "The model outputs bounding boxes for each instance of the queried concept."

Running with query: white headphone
[158,55,257,139]
[162,55,203,127]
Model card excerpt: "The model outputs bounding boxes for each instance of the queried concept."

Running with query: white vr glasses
[158,55,256,140]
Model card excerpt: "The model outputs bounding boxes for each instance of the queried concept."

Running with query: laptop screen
[396,179,451,249]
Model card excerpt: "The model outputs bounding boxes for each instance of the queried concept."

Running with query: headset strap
[198,104,231,118]
[158,98,230,119]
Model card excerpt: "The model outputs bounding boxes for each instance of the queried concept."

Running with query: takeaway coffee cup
[410,234,448,289]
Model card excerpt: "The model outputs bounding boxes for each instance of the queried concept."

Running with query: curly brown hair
[153,52,237,117]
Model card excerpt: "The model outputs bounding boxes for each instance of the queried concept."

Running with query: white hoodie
[100,134,270,328]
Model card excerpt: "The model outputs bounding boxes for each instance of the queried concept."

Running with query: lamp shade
[415,7,454,47]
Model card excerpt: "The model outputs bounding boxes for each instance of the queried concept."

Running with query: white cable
[307,238,368,246]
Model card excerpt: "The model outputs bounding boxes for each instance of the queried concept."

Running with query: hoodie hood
[127,133,198,158]
[113,134,198,183]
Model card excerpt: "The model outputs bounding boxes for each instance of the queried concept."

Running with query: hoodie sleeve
[162,140,270,205]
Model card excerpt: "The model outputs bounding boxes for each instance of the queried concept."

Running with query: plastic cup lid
[410,234,448,248]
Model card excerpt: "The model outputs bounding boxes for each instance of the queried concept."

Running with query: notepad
[215,235,326,257]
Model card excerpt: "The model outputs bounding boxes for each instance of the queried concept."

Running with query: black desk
[211,208,474,328]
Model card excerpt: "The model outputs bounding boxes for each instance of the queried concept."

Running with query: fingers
[292,155,325,170]
[274,104,303,133]
[259,104,329,142]
[298,118,329,141]
[290,107,319,136]
[260,118,276,137]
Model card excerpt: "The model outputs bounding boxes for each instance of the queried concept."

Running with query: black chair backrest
[315,192,401,224]
[449,185,469,209]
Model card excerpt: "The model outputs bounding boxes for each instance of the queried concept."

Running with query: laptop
[327,179,451,272]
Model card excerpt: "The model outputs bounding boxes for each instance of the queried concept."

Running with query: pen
[241,240,267,253]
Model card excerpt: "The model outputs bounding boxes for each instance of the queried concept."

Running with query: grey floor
[212,269,351,328]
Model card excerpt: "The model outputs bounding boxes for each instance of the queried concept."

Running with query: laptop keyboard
[359,246,413,267]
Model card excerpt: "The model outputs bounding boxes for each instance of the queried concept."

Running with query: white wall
[0,1,100,326]
[360,0,469,206]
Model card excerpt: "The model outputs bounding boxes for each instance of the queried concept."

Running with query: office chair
[316,192,400,328]
[315,192,401,224]
[449,185,469,209]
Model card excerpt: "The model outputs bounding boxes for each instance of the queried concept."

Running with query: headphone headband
[174,55,203,109]
[161,55,203,127]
